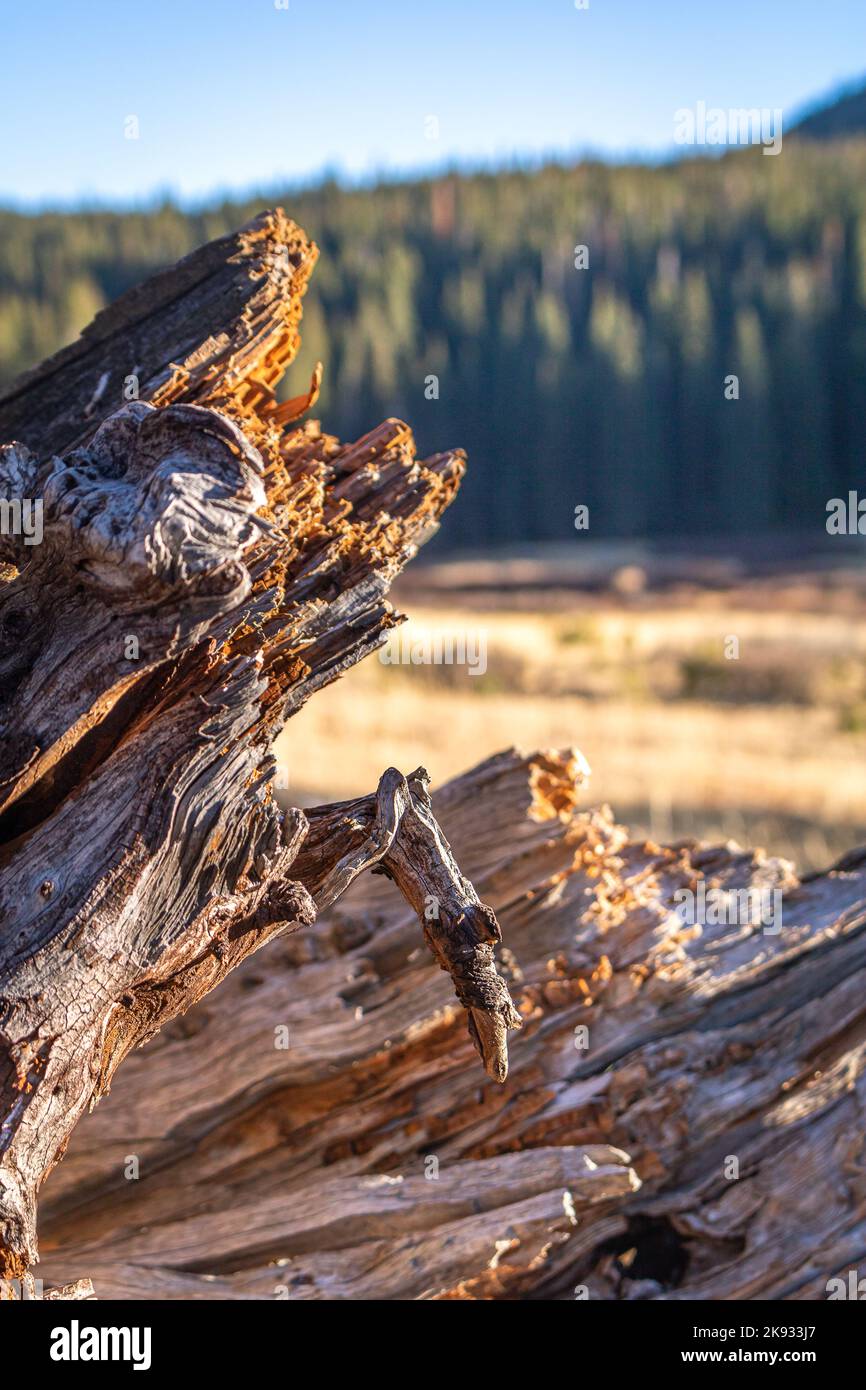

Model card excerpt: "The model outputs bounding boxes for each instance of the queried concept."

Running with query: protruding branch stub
[294,766,522,1082]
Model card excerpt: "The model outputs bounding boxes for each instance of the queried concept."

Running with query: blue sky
[2,0,864,207]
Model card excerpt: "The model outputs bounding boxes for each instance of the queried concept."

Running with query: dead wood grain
[0,211,517,1290]
[32,748,866,1301]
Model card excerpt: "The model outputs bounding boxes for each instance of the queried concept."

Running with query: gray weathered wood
[0,211,517,1291]
[33,747,866,1301]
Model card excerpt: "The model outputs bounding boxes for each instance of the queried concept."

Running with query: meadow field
[278,543,866,873]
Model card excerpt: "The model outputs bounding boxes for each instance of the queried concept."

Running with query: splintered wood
[1,212,864,1303]
[0,211,514,1290]
[30,747,866,1301]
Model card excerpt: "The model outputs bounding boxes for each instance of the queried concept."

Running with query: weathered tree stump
[0,212,519,1290]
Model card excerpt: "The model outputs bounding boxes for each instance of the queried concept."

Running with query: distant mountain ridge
[793,76,866,139]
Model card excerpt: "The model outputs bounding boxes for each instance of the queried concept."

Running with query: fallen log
[33,747,866,1300]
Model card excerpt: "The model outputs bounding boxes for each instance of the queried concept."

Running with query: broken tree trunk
[2,212,865,1302]
[0,211,520,1289]
[30,747,866,1301]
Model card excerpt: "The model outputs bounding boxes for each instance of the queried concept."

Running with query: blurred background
[2,0,865,867]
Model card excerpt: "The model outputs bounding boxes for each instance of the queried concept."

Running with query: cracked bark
[30,748,866,1301]
[0,211,519,1290]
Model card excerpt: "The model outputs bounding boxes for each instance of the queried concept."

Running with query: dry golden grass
[278,581,866,872]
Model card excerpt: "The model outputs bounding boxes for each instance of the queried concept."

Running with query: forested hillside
[3,142,866,549]
[794,78,866,140]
